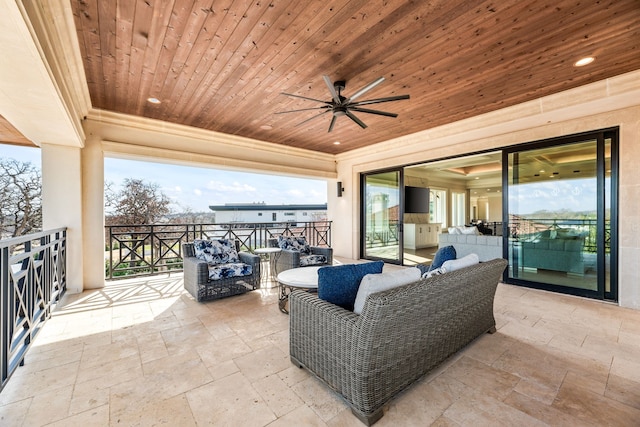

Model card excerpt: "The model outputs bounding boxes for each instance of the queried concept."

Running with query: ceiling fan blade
[295,109,331,127]
[350,94,410,106]
[346,76,385,103]
[328,115,337,133]
[350,107,398,118]
[345,110,367,129]
[323,75,341,104]
[275,106,331,114]
[281,92,330,104]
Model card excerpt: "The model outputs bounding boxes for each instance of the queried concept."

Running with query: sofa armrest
[289,290,360,390]
[273,249,300,275]
[183,256,209,300]
[310,246,333,265]
[238,251,261,275]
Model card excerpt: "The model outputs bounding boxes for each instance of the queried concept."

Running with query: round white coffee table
[276,266,322,314]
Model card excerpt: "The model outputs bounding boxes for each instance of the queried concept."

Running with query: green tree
[0,158,42,238]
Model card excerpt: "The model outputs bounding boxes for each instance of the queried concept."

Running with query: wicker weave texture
[267,238,333,275]
[289,258,508,425]
[182,243,261,302]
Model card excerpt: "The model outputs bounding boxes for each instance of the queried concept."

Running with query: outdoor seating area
[1,264,639,426]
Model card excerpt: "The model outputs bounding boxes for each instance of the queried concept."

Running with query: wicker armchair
[289,258,508,425]
[267,237,333,275]
[182,241,260,302]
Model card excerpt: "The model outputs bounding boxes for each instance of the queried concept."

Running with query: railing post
[108,226,113,280]
[150,225,155,274]
[1,246,9,386]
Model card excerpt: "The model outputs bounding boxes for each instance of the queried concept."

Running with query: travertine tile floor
[1,261,640,426]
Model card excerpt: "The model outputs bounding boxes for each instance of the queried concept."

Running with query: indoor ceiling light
[260,125,273,130]
[333,141,341,145]
[147,97,161,104]
[574,56,595,67]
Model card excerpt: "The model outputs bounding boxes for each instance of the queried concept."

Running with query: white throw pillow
[441,253,480,272]
[460,226,480,235]
[353,267,421,314]
[447,226,461,235]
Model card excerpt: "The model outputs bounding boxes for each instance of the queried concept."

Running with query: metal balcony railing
[105,221,332,279]
[0,228,67,392]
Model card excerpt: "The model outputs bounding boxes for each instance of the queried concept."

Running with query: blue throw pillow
[428,246,456,272]
[317,261,384,310]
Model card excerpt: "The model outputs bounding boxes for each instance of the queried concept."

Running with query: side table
[254,247,281,285]
[276,266,321,314]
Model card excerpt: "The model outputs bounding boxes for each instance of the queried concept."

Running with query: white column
[82,136,105,289]
[41,143,84,293]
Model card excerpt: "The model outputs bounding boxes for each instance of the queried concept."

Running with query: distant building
[209,203,327,224]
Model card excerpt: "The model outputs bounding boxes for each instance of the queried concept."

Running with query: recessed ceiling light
[333,141,341,145]
[147,97,161,104]
[474,177,479,180]
[260,125,273,130]
[574,56,595,67]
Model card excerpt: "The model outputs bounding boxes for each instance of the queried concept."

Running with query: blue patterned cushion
[317,261,384,311]
[428,245,457,272]
[277,236,311,255]
[207,263,252,280]
[193,239,239,265]
[300,254,327,267]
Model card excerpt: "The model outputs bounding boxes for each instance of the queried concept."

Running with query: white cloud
[207,180,257,193]
[193,189,202,196]
[287,189,305,198]
[175,186,182,192]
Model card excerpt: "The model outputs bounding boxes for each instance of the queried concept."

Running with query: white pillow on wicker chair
[353,267,421,314]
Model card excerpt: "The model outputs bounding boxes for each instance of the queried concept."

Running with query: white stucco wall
[332,71,640,309]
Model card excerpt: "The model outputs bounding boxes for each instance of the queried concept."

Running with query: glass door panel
[362,170,402,263]
[506,137,609,297]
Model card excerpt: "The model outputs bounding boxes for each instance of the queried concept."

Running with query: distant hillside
[521,208,607,220]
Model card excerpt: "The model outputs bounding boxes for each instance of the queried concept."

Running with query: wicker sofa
[182,241,261,302]
[289,258,508,425]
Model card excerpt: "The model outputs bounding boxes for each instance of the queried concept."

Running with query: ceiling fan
[276,75,410,132]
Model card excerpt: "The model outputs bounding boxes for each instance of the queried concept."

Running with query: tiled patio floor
[1,261,640,426]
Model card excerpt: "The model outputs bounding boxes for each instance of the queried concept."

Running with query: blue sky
[1,145,327,212]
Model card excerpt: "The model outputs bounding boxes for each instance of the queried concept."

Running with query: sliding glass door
[504,129,617,300]
[361,169,403,264]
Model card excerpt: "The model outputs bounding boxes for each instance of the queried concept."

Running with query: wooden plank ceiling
[0,115,35,147]
[70,0,640,155]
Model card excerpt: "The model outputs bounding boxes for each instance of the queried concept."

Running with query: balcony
[1,264,639,425]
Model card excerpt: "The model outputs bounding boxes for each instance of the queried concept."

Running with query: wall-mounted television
[405,186,430,213]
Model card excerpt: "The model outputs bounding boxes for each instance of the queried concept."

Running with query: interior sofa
[289,258,508,425]
[520,229,586,274]
[438,232,503,262]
